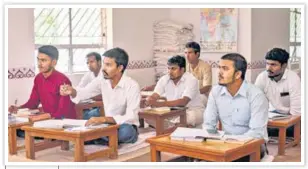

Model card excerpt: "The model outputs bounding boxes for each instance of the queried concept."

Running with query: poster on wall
[200,8,238,52]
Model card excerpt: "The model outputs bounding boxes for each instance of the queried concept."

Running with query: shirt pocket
[280,95,290,107]
[232,109,250,127]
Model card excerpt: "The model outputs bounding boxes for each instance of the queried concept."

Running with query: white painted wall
[8,8,35,105]
[7,8,291,105]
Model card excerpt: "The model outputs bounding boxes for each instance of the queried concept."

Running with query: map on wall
[200,8,238,52]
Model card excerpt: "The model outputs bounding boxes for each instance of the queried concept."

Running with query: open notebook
[9,109,49,123]
[33,119,108,131]
[170,127,253,145]
[268,112,291,120]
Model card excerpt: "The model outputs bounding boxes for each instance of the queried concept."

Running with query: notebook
[268,112,291,120]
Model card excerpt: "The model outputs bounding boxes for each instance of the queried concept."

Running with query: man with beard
[203,53,268,161]
[8,45,76,137]
[142,42,212,107]
[76,52,103,120]
[145,55,205,127]
[60,47,140,145]
[255,48,301,137]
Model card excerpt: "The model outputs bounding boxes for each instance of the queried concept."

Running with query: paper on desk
[170,127,225,140]
[33,119,88,129]
[141,91,154,96]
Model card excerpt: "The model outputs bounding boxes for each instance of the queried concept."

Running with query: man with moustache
[146,55,205,127]
[60,47,140,145]
[203,53,268,161]
[8,45,76,137]
[255,48,301,137]
[142,42,212,106]
[184,42,212,105]
[76,52,103,120]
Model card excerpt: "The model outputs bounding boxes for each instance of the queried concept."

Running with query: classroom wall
[7,8,291,105]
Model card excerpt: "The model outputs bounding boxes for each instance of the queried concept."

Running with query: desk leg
[278,127,287,155]
[294,122,301,146]
[25,131,35,159]
[150,146,161,162]
[139,118,145,128]
[74,138,85,162]
[109,131,118,159]
[155,118,163,136]
[250,147,261,162]
[61,141,70,151]
[8,127,17,155]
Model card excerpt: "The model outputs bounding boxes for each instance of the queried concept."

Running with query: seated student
[203,53,269,161]
[185,41,212,105]
[76,52,103,120]
[60,47,140,145]
[8,45,77,137]
[146,55,205,128]
[142,42,212,106]
[255,48,301,137]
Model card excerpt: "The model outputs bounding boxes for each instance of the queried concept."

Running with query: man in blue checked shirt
[203,53,269,162]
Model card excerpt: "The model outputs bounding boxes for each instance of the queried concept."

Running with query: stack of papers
[79,99,95,104]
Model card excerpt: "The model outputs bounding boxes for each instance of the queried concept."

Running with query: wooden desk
[21,125,119,162]
[139,108,187,136]
[8,121,30,155]
[268,115,301,155]
[146,134,265,162]
[8,113,51,155]
[75,101,104,119]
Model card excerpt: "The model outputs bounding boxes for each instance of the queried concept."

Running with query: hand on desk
[145,96,163,108]
[8,105,19,114]
[85,117,116,126]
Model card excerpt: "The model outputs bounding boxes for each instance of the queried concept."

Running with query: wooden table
[21,125,119,162]
[268,115,301,155]
[8,113,52,155]
[75,101,104,119]
[139,108,187,136]
[146,134,265,162]
[8,121,30,155]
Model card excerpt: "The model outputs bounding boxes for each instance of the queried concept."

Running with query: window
[34,8,107,74]
[289,8,301,63]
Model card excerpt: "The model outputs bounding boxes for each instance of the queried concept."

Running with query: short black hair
[167,55,186,71]
[86,52,101,62]
[38,45,59,60]
[265,48,289,65]
[103,47,129,73]
[185,41,201,55]
[221,53,247,80]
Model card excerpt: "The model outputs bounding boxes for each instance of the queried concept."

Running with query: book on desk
[170,127,254,145]
[9,109,50,123]
[33,119,109,131]
[268,111,291,120]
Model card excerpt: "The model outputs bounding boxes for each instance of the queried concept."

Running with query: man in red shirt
[9,45,76,122]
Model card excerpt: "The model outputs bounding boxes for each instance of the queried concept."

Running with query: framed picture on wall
[200,8,238,52]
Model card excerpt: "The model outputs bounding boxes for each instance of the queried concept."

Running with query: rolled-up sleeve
[71,77,102,103]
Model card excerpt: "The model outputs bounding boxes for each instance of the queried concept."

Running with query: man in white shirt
[146,55,205,128]
[77,52,103,120]
[60,47,140,145]
[255,47,301,137]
